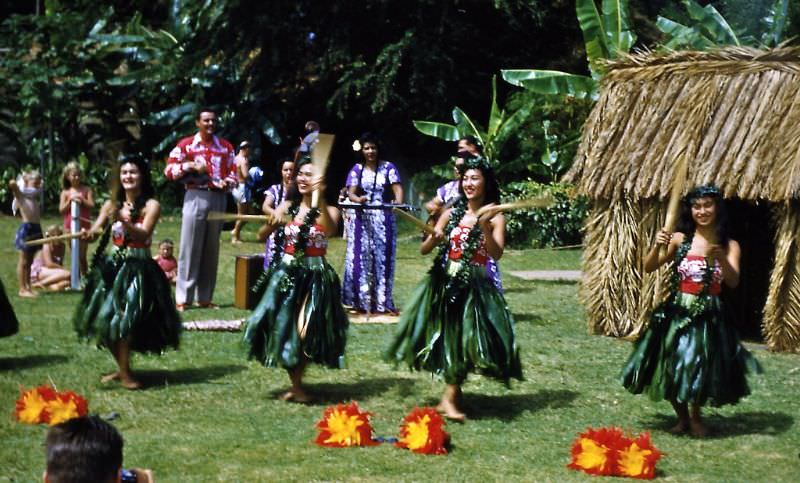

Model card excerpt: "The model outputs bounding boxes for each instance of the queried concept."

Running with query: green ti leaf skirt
[243,255,349,370]
[621,292,762,406]
[73,247,181,354]
[386,262,523,385]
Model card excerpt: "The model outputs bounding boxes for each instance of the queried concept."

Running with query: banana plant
[412,76,530,163]
[501,0,636,100]
[657,0,789,50]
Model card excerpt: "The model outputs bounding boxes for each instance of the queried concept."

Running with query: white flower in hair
[352,140,361,151]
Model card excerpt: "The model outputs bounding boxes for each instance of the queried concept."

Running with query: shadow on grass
[514,313,545,324]
[272,377,416,404]
[133,364,247,390]
[0,354,70,371]
[643,411,794,438]
[461,389,579,421]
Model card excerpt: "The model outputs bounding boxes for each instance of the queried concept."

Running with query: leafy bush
[503,180,588,248]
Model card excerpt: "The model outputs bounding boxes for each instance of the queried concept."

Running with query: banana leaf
[452,108,485,148]
[682,0,739,46]
[488,76,503,138]
[576,0,609,66]
[501,70,596,99]
[412,121,460,141]
[602,0,636,58]
[761,0,789,47]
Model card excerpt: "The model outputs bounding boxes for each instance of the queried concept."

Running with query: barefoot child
[31,225,71,291]
[10,169,43,297]
[60,161,94,275]
[153,239,178,284]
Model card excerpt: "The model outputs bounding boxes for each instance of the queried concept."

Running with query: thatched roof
[565,47,800,201]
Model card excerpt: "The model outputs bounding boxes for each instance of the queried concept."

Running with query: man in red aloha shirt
[165,107,236,311]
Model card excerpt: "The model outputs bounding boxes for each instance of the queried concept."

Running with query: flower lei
[253,201,320,293]
[432,198,483,302]
[669,232,715,318]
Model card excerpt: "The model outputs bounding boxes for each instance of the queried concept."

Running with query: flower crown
[684,184,721,204]
[458,155,493,175]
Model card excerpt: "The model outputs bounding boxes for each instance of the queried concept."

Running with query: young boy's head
[158,239,174,259]
[44,416,123,483]
[23,170,42,189]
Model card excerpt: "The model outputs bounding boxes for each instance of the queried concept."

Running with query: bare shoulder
[144,198,161,212]
[727,239,741,252]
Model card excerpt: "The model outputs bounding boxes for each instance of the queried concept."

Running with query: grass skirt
[73,247,181,354]
[244,255,348,370]
[621,293,761,406]
[0,278,19,337]
[387,262,523,385]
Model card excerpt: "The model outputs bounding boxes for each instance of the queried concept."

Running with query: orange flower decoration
[618,433,662,480]
[15,384,88,426]
[315,402,378,447]
[395,407,449,455]
[568,427,627,476]
[568,427,662,479]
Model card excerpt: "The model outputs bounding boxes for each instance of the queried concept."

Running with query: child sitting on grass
[153,238,178,284]
[9,169,43,297]
[31,224,71,291]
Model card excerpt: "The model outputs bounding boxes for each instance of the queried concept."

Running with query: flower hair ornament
[352,139,362,152]
[684,184,721,205]
[458,155,493,176]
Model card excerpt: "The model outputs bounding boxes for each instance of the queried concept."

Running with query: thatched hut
[566,46,800,352]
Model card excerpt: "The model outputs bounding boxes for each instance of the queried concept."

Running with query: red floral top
[283,221,327,257]
[448,225,488,266]
[678,255,722,296]
[112,215,151,249]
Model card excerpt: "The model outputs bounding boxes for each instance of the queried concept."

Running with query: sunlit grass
[0,214,797,481]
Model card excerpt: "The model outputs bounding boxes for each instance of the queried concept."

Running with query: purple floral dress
[263,183,288,269]
[342,161,401,313]
[434,179,504,292]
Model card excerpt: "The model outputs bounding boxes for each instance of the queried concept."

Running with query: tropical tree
[501,0,637,100]
[656,0,790,49]
[411,76,530,167]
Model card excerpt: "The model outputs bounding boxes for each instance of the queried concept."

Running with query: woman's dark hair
[113,155,155,212]
[675,184,730,246]
[285,155,313,203]
[459,135,483,155]
[358,132,381,152]
[458,158,500,205]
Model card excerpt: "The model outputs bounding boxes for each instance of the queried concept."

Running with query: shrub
[503,180,588,248]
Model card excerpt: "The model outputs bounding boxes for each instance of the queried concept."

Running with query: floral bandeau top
[283,221,327,256]
[112,215,151,249]
[448,225,488,266]
[677,254,723,296]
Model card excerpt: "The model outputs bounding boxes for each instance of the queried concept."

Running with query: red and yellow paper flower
[15,385,89,426]
[315,402,378,447]
[568,427,662,479]
[395,407,449,455]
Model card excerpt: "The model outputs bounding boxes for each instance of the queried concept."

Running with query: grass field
[0,213,798,482]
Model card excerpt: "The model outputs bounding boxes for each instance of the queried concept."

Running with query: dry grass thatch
[763,203,800,352]
[566,46,800,201]
[570,47,800,351]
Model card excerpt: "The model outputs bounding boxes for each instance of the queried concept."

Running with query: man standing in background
[165,107,236,311]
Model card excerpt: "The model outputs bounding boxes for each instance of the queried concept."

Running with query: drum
[234,254,265,310]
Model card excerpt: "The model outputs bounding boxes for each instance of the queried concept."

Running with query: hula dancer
[387,157,522,421]
[74,157,181,389]
[244,156,348,403]
[0,277,19,338]
[621,185,761,437]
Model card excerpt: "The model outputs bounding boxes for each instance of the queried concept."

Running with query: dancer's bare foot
[120,377,142,390]
[689,420,708,438]
[279,389,311,403]
[18,289,38,298]
[436,401,466,422]
[100,371,120,383]
[668,420,688,434]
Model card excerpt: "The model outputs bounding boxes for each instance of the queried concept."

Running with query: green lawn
[0,214,797,482]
